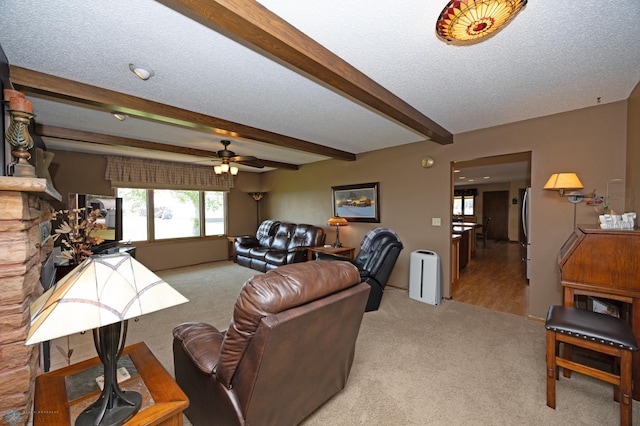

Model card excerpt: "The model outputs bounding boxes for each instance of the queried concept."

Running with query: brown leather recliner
[172,261,370,425]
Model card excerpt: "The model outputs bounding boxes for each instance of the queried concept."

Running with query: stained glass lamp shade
[327,216,348,248]
[436,0,527,43]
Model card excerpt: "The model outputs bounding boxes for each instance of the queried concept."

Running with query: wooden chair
[545,306,638,426]
[476,217,490,248]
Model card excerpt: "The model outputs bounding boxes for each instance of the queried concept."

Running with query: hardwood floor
[451,240,528,316]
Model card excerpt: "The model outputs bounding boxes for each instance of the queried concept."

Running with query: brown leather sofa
[172,261,370,425]
[234,220,325,272]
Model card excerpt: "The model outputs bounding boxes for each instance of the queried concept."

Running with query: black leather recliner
[317,231,403,312]
[235,220,325,272]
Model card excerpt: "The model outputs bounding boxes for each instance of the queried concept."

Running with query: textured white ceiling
[1,0,639,171]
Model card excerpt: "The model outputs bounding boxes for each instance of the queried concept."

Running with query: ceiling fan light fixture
[129,64,155,80]
[435,0,527,43]
[220,163,230,173]
[230,166,239,175]
[213,165,222,174]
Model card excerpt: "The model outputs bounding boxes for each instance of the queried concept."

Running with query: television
[68,193,123,253]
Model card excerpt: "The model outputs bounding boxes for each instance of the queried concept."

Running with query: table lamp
[327,216,348,247]
[25,253,189,426]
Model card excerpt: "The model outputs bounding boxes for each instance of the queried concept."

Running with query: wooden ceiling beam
[36,124,300,171]
[10,66,355,162]
[167,0,453,145]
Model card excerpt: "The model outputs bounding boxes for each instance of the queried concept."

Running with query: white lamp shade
[25,254,188,345]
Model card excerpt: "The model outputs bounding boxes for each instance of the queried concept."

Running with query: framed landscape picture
[332,182,380,223]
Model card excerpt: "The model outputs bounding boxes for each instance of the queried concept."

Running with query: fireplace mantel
[0,176,61,201]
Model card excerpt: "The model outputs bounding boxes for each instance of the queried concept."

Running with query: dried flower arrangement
[52,207,107,264]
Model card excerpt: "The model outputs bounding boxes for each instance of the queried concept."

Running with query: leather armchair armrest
[235,236,259,247]
[287,246,310,254]
[286,246,311,263]
[173,322,225,374]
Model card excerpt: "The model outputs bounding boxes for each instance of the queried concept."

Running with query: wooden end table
[308,246,355,261]
[34,342,188,425]
[227,236,239,262]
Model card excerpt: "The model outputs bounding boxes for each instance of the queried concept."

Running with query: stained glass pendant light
[436,0,527,43]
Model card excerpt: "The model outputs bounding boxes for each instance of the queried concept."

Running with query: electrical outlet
[432,218,441,226]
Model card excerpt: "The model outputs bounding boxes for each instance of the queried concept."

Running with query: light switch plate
[432,218,441,226]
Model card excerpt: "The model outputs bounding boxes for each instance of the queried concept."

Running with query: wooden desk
[308,246,355,261]
[559,225,640,399]
[34,342,189,425]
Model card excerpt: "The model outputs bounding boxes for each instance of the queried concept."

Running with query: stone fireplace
[0,178,59,425]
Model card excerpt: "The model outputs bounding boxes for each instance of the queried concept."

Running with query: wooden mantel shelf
[0,176,61,201]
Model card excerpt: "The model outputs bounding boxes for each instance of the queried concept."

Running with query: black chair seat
[545,305,638,351]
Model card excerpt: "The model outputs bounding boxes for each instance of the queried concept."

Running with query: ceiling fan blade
[234,159,265,169]
[229,155,258,162]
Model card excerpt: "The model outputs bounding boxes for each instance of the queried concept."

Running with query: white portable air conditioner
[409,250,441,305]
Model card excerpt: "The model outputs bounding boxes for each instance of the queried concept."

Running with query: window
[117,188,226,242]
[453,188,477,217]
[204,191,225,236]
[453,195,475,216]
[118,188,148,242]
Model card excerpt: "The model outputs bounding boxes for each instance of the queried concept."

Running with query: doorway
[450,152,531,315]
[482,191,509,240]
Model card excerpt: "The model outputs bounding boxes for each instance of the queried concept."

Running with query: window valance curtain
[105,155,234,191]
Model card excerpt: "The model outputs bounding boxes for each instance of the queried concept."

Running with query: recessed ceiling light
[453,169,461,173]
[468,179,475,182]
[458,176,466,179]
[112,112,128,121]
[129,64,155,80]
[483,176,490,179]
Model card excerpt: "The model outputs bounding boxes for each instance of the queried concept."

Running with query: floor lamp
[249,192,266,228]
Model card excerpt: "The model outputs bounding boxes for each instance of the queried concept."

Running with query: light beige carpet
[51,261,639,425]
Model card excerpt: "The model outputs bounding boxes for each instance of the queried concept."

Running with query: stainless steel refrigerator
[521,187,531,281]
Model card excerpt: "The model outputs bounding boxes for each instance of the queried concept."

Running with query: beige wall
[46,100,630,318]
[48,150,261,271]
[262,101,628,319]
[627,81,640,212]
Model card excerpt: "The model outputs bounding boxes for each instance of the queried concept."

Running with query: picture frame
[332,182,380,223]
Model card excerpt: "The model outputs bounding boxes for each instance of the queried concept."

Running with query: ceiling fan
[212,140,264,174]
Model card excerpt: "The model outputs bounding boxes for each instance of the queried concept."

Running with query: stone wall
[0,191,53,426]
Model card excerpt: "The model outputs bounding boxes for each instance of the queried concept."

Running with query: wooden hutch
[559,224,640,399]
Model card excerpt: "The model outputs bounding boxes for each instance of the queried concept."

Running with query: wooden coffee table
[34,342,188,425]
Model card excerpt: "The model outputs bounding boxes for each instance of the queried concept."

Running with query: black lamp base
[333,226,343,248]
[75,391,141,426]
[76,321,141,426]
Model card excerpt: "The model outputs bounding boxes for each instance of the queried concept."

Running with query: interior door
[482,191,509,240]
